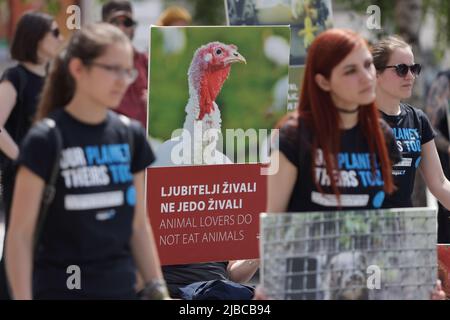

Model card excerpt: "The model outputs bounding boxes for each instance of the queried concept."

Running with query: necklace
[336,106,359,114]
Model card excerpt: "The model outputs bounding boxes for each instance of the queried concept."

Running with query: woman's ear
[315,73,331,92]
[68,57,85,81]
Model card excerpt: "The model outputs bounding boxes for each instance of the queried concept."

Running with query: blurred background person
[425,68,450,243]
[156,5,192,26]
[0,11,63,300]
[155,5,193,60]
[102,0,148,129]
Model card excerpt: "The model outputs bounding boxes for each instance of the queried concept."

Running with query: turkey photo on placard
[148,26,290,167]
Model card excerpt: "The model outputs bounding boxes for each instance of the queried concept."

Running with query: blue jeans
[178,279,254,300]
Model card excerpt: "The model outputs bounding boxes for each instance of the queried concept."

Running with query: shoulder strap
[15,66,27,107]
[33,118,63,254]
[13,66,28,142]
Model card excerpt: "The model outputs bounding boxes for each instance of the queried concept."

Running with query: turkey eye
[215,49,222,55]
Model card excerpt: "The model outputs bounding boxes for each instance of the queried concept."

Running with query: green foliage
[336,0,398,39]
[423,0,450,60]
[336,0,450,60]
[44,0,61,15]
[0,0,61,14]
[186,0,226,25]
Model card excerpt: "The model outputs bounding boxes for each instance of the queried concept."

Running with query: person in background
[163,260,259,300]
[0,11,63,300]
[102,0,148,129]
[425,68,450,243]
[156,6,192,27]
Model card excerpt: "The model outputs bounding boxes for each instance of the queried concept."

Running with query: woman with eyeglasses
[5,23,168,300]
[0,11,63,300]
[372,36,450,210]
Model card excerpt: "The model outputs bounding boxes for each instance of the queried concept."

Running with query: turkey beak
[225,51,247,65]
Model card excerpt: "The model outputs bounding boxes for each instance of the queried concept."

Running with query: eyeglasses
[384,63,422,77]
[89,62,138,83]
[51,28,60,38]
[110,17,136,28]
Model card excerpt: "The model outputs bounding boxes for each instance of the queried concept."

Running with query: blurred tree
[0,0,62,15]
[337,0,450,60]
[187,0,226,25]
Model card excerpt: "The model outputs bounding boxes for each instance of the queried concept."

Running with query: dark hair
[371,35,410,71]
[294,29,394,198]
[36,23,131,121]
[10,11,54,63]
[102,0,132,21]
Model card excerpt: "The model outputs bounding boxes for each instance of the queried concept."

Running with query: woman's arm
[227,151,297,284]
[227,259,260,283]
[5,166,45,299]
[420,140,450,209]
[226,152,296,284]
[267,150,297,213]
[130,171,166,294]
[0,80,19,159]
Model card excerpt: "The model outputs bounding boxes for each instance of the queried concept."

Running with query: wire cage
[260,208,437,300]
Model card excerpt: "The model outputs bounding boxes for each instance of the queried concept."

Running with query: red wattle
[197,65,231,120]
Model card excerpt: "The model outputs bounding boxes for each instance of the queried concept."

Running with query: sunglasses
[110,17,136,28]
[384,63,421,77]
[51,28,60,38]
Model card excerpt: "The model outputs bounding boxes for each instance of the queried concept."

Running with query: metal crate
[260,208,437,300]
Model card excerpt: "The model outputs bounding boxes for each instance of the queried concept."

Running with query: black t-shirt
[18,110,155,299]
[163,262,228,297]
[0,64,44,144]
[381,103,436,208]
[278,118,401,211]
[435,106,450,179]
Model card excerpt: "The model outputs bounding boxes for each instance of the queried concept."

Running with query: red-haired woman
[267,29,400,213]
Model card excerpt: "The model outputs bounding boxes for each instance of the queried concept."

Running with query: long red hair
[298,29,394,198]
